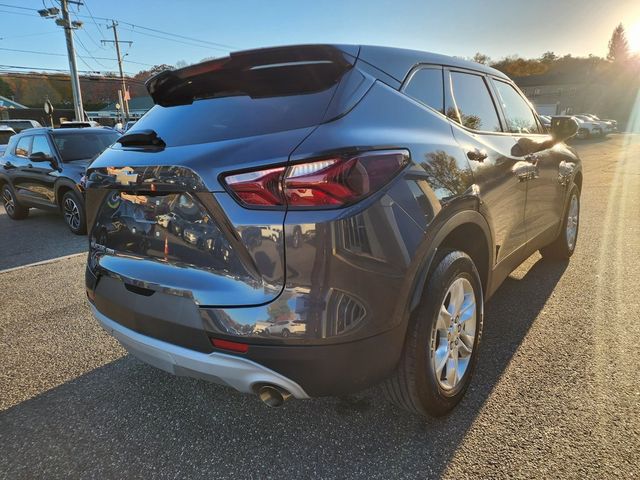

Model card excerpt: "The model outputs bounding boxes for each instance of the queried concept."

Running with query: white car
[565,116,602,139]
[0,125,16,155]
[265,319,306,337]
[580,114,616,133]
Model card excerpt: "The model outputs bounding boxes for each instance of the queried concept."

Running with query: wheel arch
[573,170,583,192]
[54,180,81,209]
[0,173,9,189]
[408,209,494,314]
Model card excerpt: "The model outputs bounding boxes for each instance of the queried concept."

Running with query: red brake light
[224,150,409,208]
[211,338,249,353]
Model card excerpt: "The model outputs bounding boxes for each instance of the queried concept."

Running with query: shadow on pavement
[0,257,567,479]
[0,207,87,271]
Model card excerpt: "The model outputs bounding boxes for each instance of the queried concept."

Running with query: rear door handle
[467,149,488,162]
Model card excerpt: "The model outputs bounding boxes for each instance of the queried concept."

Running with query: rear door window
[403,67,444,113]
[492,80,541,134]
[447,72,502,133]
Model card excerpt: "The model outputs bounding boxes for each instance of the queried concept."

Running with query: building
[87,96,154,122]
[513,71,607,116]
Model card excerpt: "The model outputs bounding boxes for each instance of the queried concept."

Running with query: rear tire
[62,190,87,235]
[540,185,579,260]
[382,251,483,417]
[2,184,29,220]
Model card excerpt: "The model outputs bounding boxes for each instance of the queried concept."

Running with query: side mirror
[29,152,58,168]
[29,151,54,163]
[551,117,579,143]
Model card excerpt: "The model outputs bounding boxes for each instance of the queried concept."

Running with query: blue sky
[1,0,639,75]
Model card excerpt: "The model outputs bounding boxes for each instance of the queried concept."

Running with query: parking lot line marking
[0,252,86,275]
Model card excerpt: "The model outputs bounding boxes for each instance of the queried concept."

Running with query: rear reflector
[223,150,409,208]
[211,338,249,353]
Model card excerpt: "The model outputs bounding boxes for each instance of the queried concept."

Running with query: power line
[117,26,223,51]
[0,2,241,52]
[73,30,110,69]
[0,47,154,69]
[0,2,37,11]
[82,0,107,40]
[74,18,107,51]
[114,22,237,51]
[0,31,58,40]
[0,8,36,17]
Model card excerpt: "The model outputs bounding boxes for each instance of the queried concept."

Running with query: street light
[37,7,59,18]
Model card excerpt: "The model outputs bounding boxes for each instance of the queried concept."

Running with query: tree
[267,301,293,322]
[132,64,175,82]
[472,52,490,65]
[540,51,558,63]
[0,78,13,98]
[607,23,629,62]
[422,150,474,198]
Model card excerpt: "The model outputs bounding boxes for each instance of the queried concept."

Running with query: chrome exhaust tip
[258,385,292,407]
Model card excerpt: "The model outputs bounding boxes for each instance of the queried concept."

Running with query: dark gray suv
[84,45,581,416]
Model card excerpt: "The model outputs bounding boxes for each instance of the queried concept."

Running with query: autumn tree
[607,23,630,62]
[540,51,558,63]
[0,78,13,98]
[472,52,490,65]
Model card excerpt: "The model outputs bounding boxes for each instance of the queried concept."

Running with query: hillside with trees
[472,23,640,123]
[0,65,165,110]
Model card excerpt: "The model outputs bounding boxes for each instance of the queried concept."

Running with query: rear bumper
[92,305,310,399]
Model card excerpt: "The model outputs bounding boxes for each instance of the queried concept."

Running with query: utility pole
[102,22,132,122]
[38,1,85,121]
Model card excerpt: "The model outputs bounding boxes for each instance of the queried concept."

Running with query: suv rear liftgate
[85,45,370,357]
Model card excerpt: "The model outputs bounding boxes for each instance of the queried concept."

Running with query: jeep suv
[85,45,581,416]
[1,127,120,233]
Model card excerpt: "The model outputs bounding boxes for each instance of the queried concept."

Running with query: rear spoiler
[146,44,360,107]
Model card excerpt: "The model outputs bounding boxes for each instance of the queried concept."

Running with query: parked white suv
[579,114,616,134]
[569,115,603,139]
[265,319,307,337]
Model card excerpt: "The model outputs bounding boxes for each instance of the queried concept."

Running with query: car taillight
[223,150,409,208]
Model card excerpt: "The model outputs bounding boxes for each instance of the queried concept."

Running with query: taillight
[223,150,409,208]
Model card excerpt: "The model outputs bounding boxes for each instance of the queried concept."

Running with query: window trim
[444,67,506,135]
[489,77,548,137]
[399,64,445,115]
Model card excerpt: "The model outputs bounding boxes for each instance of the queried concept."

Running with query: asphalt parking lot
[1,134,639,479]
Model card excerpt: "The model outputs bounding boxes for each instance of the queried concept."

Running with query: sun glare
[628,20,640,52]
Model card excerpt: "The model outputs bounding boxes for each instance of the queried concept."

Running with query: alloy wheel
[566,193,579,251]
[430,277,477,391]
[64,197,81,231]
[2,187,15,216]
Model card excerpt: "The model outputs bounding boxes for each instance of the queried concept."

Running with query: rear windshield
[0,131,14,144]
[6,121,34,133]
[52,131,120,162]
[131,88,339,147]
[136,49,355,147]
